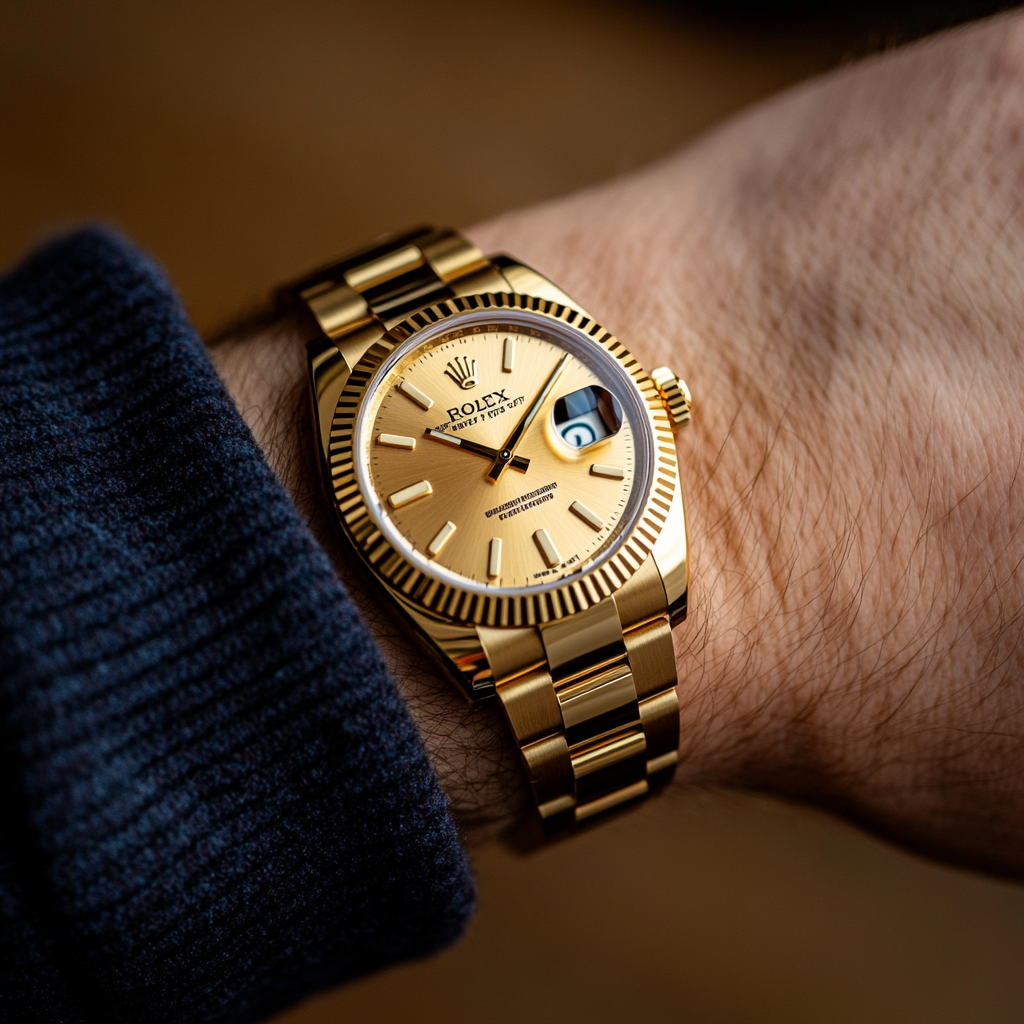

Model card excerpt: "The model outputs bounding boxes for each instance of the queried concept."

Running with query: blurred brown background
[3,2,1023,1021]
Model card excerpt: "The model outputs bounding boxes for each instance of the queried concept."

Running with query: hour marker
[377,433,416,450]
[570,500,605,531]
[488,538,502,579]
[427,521,456,558]
[388,479,432,509]
[397,379,433,410]
[533,528,562,568]
[590,464,625,480]
[502,336,515,372]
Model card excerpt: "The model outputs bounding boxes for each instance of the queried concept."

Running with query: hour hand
[423,428,530,472]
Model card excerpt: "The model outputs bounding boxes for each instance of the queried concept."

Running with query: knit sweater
[0,230,473,1023]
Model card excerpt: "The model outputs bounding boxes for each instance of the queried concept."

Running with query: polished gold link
[623,615,676,701]
[496,666,562,746]
[477,624,545,683]
[540,596,624,676]
[419,230,488,283]
[638,688,681,762]
[521,733,576,816]
[303,281,371,339]
[570,724,647,778]
[555,661,635,730]
[375,281,450,328]
[646,751,679,776]
[344,244,424,291]
[575,780,649,822]
[299,225,498,348]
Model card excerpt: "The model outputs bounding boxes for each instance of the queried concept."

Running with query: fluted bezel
[326,293,679,628]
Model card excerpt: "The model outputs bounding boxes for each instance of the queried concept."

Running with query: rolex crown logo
[445,355,478,390]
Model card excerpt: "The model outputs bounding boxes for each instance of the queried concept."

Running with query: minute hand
[487,353,569,482]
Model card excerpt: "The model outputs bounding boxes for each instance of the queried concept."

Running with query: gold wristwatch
[292,227,690,833]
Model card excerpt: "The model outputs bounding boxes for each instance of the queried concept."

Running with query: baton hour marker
[590,464,625,480]
[377,433,416,450]
[388,480,432,509]
[397,379,434,410]
[502,336,515,372]
[570,500,605,531]
[534,528,561,568]
[488,538,502,579]
[427,521,457,558]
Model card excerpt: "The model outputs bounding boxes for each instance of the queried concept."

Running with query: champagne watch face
[354,309,654,596]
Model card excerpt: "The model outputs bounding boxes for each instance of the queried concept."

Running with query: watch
[290,226,691,833]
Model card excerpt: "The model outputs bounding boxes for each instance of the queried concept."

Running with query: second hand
[487,353,569,483]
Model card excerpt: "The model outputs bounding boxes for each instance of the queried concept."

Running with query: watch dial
[355,311,651,594]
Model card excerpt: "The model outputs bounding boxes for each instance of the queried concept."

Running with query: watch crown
[650,366,691,429]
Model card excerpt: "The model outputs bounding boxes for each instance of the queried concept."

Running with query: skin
[210,12,1024,876]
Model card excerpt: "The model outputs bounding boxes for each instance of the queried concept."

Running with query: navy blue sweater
[0,231,473,1023]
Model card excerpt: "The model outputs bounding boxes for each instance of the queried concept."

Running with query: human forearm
[213,11,1024,870]
[472,12,1024,872]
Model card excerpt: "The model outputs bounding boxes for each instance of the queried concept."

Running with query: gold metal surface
[448,264,511,300]
[650,365,692,429]
[397,379,433,410]
[377,433,416,450]
[427,520,457,558]
[496,666,562,746]
[575,780,649,821]
[345,244,422,290]
[638,687,681,760]
[490,254,593,316]
[555,663,635,729]
[534,528,562,569]
[540,596,624,674]
[522,733,576,811]
[477,624,546,683]
[502,336,515,372]
[488,538,502,579]
[298,227,690,829]
[388,479,432,508]
[304,281,370,338]
[622,616,676,700]
[570,726,646,777]
[420,232,487,284]
[614,552,669,631]
[570,500,605,531]
[645,751,680,776]
[652,469,689,627]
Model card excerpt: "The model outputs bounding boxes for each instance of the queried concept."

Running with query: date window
[552,386,622,450]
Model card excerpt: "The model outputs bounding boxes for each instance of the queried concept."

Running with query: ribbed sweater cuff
[0,229,473,1024]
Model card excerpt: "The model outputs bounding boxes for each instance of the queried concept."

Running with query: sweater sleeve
[0,229,474,1024]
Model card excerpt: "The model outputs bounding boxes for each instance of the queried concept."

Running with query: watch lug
[653,473,689,626]
[389,589,496,702]
[307,334,350,460]
[490,254,593,318]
